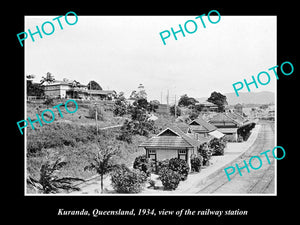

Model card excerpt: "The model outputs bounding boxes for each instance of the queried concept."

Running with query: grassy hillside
[26,101,147,193]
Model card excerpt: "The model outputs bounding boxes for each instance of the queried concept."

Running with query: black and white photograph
[14,4,297,224]
[23,15,276,195]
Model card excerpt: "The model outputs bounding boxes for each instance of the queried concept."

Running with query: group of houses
[139,106,255,169]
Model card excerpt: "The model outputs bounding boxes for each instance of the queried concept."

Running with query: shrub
[133,155,152,177]
[156,159,170,175]
[110,165,147,193]
[159,167,181,190]
[168,158,189,181]
[210,138,226,156]
[191,155,203,172]
[117,119,133,143]
[199,143,212,166]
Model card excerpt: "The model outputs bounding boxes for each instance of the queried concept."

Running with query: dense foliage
[198,143,212,166]
[117,98,156,142]
[209,138,227,156]
[207,91,228,112]
[159,167,181,190]
[168,158,189,181]
[191,155,203,172]
[178,94,198,107]
[113,92,128,116]
[110,164,147,193]
[133,155,152,177]
[87,80,102,90]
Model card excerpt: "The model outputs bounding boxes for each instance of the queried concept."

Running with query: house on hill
[139,126,206,169]
[196,101,218,112]
[42,80,115,100]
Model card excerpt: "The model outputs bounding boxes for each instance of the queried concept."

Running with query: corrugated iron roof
[189,117,217,132]
[209,113,240,125]
[217,128,238,133]
[139,136,193,148]
[139,126,204,148]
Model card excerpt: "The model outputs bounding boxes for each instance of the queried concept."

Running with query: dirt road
[194,121,275,194]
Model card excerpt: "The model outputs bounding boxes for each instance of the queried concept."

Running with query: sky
[25,15,276,103]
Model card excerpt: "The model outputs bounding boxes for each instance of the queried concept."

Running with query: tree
[27,158,84,194]
[113,92,128,116]
[149,100,160,112]
[207,91,228,112]
[84,136,120,193]
[71,80,81,88]
[26,75,44,97]
[170,105,181,117]
[40,72,55,84]
[130,84,147,100]
[87,80,102,90]
[178,94,198,107]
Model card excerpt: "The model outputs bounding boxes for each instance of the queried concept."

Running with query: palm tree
[40,72,55,85]
[27,158,84,194]
[84,136,120,193]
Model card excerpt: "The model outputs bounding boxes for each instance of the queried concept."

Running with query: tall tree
[84,135,120,193]
[130,84,147,100]
[207,91,228,112]
[40,72,55,84]
[113,92,128,116]
[178,94,198,107]
[87,80,102,90]
[26,74,44,97]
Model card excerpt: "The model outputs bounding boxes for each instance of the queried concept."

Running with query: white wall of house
[154,148,194,169]
[156,149,178,162]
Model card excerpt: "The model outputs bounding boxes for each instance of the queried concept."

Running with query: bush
[133,155,152,177]
[199,143,212,166]
[110,165,147,193]
[159,167,181,190]
[156,159,170,175]
[210,138,226,156]
[191,155,203,172]
[168,158,189,181]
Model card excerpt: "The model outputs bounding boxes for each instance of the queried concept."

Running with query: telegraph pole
[94,103,98,135]
[174,94,177,117]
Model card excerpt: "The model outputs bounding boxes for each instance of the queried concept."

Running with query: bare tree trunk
[100,174,103,194]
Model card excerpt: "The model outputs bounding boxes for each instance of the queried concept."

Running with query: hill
[196,91,275,105]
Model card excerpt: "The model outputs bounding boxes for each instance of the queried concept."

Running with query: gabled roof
[42,80,88,87]
[225,112,246,125]
[189,117,217,132]
[139,126,203,149]
[196,101,218,107]
[86,90,115,95]
[208,113,240,125]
